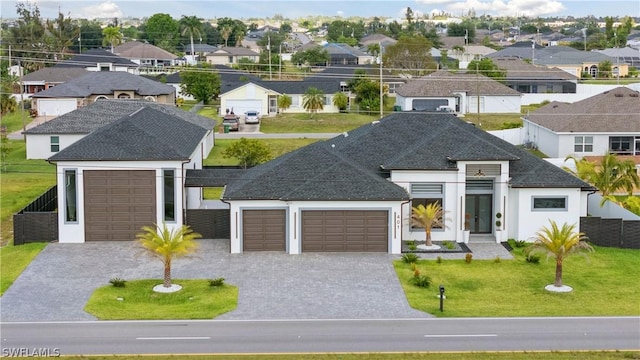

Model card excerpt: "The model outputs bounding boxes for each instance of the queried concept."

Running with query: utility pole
[19,60,26,141]
[379,42,383,118]
[268,36,272,80]
[279,43,282,79]
[78,31,81,54]
[476,61,480,126]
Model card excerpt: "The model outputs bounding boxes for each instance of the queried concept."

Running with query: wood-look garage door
[302,210,389,252]
[84,170,156,241]
[243,209,286,251]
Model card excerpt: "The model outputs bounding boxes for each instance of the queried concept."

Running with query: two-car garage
[241,209,389,252]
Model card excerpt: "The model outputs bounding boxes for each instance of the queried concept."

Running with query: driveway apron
[0,240,431,321]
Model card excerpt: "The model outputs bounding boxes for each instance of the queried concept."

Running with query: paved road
[2,317,638,355]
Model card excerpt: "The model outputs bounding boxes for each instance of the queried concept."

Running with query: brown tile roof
[525,87,640,132]
[395,70,521,97]
[115,42,178,60]
[494,58,578,80]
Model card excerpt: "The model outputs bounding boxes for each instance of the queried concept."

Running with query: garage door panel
[84,170,156,241]
[243,210,286,251]
[302,210,388,252]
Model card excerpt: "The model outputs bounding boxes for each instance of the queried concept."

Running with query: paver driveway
[0,240,431,321]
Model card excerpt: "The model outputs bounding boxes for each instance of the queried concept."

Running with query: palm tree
[525,220,594,289]
[332,92,348,112]
[220,26,233,47]
[277,94,292,113]
[565,153,640,206]
[302,87,324,117]
[102,26,123,53]
[411,202,447,247]
[180,15,203,64]
[137,224,201,289]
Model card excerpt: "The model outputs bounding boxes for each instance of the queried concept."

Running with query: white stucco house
[196,112,593,254]
[522,87,640,158]
[395,70,522,114]
[47,102,216,243]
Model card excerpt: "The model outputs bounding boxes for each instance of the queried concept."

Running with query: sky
[1,0,639,20]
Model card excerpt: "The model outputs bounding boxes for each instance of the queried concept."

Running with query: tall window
[410,183,444,229]
[574,136,593,152]
[65,170,77,222]
[163,169,175,222]
[50,136,60,152]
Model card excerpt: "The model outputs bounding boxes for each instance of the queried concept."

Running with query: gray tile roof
[324,43,370,57]
[395,70,521,97]
[48,106,207,162]
[185,168,247,187]
[54,48,138,68]
[24,99,215,135]
[493,58,578,80]
[114,42,178,60]
[31,71,176,98]
[222,112,592,200]
[525,87,640,132]
[21,67,88,83]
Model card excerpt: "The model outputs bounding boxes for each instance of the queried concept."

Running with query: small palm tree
[411,202,447,247]
[180,15,203,63]
[277,94,292,113]
[220,26,233,47]
[303,87,324,117]
[137,224,201,289]
[525,220,594,289]
[332,92,349,112]
[102,26,123,53]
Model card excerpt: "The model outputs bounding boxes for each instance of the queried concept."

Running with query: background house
[394,70,522,114]
[30,71,176,117]
[205,47,260,66]
[493,57,578,94]
[522,87,640,158]
[114,41,179,69]
[55,48,140,74]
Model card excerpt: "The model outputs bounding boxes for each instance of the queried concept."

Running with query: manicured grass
[197,105,221,119]
[581,79,640,85]
[203,187,224,199]
[0,140,56,244]
[259,113,378,133]
[0,242,47,295]
[0,110,33,133]
[205,138,321,166]
[84,279,238,320]
[395,246,640,317]
[61,351,640,359]
[462,113,523,131]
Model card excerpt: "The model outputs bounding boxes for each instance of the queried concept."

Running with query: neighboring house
[205,47,260,66]
[449,45,497,69]
[49,104,216,243]
[522,87,640,158]
[359,34,397,48]
[30,71,176,117]
[20,67,88,96]
[493,57,578,94]
[198,112,592,254]
[23,99,215,160]
[55,48,140,74]
[183,44,218,65]
[395,70,522,114]
[114,41,179,68]
[324,43,376,65]
[594,47,640,71]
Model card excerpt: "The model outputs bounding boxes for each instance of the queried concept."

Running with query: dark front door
[465,194,492,234]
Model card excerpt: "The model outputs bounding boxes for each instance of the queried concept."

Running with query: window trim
[410,182,445,231]
[50,136,60,152]
[574,135,593,153]
[163,169,176,223]
[64,169,78,223]
[531,196,568,211]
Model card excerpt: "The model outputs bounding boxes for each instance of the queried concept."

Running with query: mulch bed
[401,241,471,253]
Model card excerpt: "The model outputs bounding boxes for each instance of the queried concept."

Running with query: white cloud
[77,1,123,19]
[418,0,566,17]
[337,10,344,17]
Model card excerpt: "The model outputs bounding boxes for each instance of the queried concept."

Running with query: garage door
[243,209,286,251]
[84,170,156,241]
[302,210,389,252]
[226,99,262,116]
[37,99,77,116]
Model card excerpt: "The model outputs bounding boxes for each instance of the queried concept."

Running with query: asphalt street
[1,317,639,355]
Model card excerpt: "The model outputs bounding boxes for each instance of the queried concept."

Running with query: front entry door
[465,194,492,233]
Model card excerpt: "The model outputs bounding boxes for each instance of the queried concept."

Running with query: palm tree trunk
[554,258,563,287]
[190,35,195,64]
[163,260,172,288]
[425,230,432,247]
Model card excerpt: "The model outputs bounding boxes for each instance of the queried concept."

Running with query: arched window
[144,96,156,102]
[94,95,109,101]
[589,65,598,78]
[118,93,131,99]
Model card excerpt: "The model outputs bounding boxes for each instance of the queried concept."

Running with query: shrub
[514,240,527,248]
[526,254,541,264]
[407,240,417,251]
[401,253,420,264]
[436,256,442,264]
[441,240,455,250]
[208,277,225,287]
[494,256,501,263]
[109,278,126,287]
[412,273,433,288]
[465,253,473,263]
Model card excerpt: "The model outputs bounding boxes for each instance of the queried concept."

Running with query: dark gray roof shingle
[54,48,138,68]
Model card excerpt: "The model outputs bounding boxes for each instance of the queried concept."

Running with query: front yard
[395,246,640,317]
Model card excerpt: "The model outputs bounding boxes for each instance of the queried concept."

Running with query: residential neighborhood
[0,0,639,357]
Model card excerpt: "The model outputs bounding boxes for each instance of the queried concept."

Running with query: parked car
[222,114,239,131]
[244,110,260,124]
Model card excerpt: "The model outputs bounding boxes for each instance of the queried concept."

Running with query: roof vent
[553,105,558,108]
[614,93,624,97]
[372,120,380,125]
[630,93,639,97]
[342,132,348,137]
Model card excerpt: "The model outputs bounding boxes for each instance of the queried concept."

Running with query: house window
[532,196,567,211]
[291,95,300,107]
[574,136,593,152]
[64,170,77,223]
[324,95,331,106]
[50,136,60,152]
[163,169,175,222]
[609,136,633,155]
[410,183,444,229]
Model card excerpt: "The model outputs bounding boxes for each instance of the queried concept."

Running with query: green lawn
[204,187,224,200]
[60,352,640,359]
[205,138,321,166]
[259,113,378,133]
[84,279,238,320]
[395,246,640,317]
[0,242,47,295]
[0,110,33,133]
